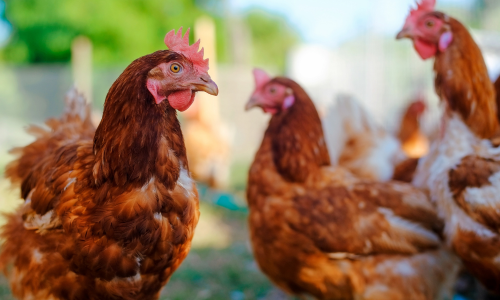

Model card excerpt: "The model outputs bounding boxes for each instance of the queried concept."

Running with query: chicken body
[0,31,218,300]
[246,74,458,300]
[184,119,231,189]
[398,2,500,293]
[413,113,500,292]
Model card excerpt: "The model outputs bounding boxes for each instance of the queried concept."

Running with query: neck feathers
[434,18,498,139]
[266,77,330,182]
[93,52,187,188]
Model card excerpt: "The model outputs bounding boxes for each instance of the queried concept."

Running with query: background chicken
[391,97,432,182]
[398,0,500,294]
[0,28,218,299]
[397,97,429,159]
[245,69,458,300]
[183,107,232,189]
[322,94,406,182]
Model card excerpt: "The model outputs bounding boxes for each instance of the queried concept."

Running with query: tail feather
[322,95,406,181]
[62,87,91,123]
[323,95,380,164]
[5,88,95,188]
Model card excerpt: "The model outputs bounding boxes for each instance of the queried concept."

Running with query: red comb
[253,68,271,90]
[164,27,209,73]
[406,0,436,26]
[416,0,436,11]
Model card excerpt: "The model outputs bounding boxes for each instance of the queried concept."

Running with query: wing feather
[284,177,442,256]
[449,155,500,231]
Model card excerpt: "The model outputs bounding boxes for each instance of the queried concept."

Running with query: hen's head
[245,68,295,114]
[396,0,453,60]
[146,27,218,111]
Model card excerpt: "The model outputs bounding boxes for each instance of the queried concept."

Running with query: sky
[0,0,475,47]
[0,1,9,45]
[229,0,475,47]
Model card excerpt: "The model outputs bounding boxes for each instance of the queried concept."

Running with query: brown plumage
[433,17,499,139]
[0,33,218,299]
[398,2,500,293]
[391,99,429,183]
[495,74,500,123]
[246,74,458,300]
[392,157,420,183]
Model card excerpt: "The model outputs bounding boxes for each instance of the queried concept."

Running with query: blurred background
[0,0,499,299]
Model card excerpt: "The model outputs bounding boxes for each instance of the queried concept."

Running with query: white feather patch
[177,165,194,197]
[376,259,416,277]
[413,113,500,242]
[463,171,500,207]
[32,249,43,264]
[64,177,76,191]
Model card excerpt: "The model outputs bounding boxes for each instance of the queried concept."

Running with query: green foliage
[2,0,215,65]
[243,9,299,71]
[1,1,300,70]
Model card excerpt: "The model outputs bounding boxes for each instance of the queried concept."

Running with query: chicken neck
[433,17,499,139]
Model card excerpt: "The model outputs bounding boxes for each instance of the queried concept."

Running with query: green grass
[160,204,277,299]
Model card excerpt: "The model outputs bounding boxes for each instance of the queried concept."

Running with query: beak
[194,74,219,96]
[396,28,413,40]
[245,97,259,111]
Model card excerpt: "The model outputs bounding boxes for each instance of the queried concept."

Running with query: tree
[0,0,300,71]
[244,9,299,71]
[2,0,217,64]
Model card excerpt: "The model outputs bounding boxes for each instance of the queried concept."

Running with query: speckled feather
[0,51,200,300]
[247,77,457,300]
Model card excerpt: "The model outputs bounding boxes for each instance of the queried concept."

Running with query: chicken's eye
[170,63,181,73]
[269,87,276,93]
[426,20,434,28]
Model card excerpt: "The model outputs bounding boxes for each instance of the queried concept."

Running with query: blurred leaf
[0,0,301,70]
[2,0,210,65]
[243,9,299,71]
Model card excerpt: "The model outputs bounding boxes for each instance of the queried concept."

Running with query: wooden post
[195,16,219,126]
[71,36,92,103]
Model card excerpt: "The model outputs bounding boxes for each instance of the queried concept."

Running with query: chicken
[397,98,429,159]
[322,94,406,182]
[245,68,458,300]
[397,0,500,293]
[391,98,430,183]
[183,111,232,189]
[0,28,218,300]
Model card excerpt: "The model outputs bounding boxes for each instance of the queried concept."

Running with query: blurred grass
[0,179,293,300]
[161,204,276,300]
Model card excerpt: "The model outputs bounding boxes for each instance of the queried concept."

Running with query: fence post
[71,36,92,104]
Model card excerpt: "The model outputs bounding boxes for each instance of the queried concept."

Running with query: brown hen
[397,98,429,159]
[398,0,500,293]
[245,69,458,300]
[0,28,218,300]
[392,98,429,182]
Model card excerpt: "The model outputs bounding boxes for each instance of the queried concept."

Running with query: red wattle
[414,38,437,60]
[168,90,195,111]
